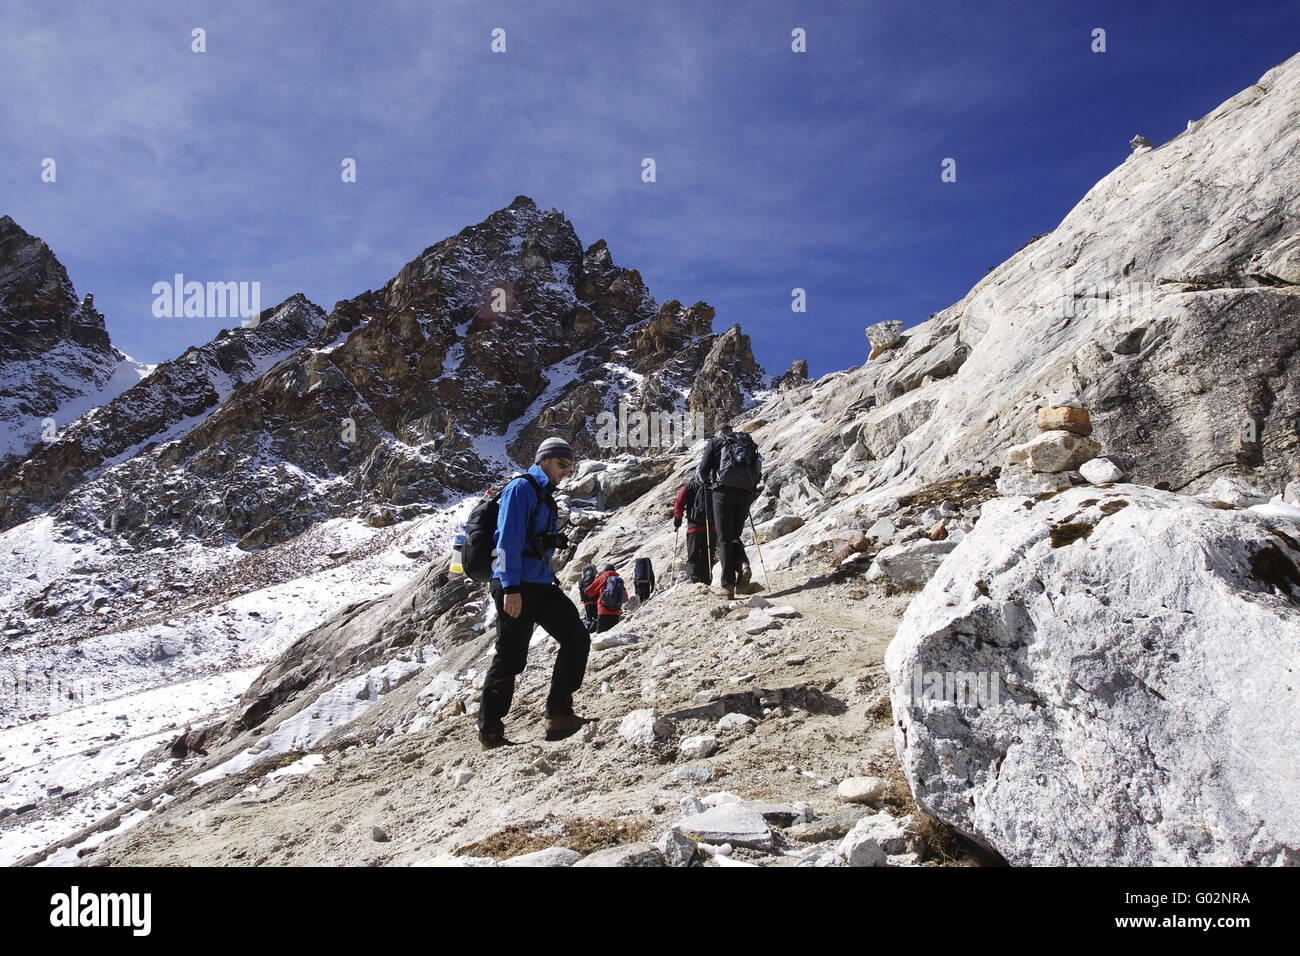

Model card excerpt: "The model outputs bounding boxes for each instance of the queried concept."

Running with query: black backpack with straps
[686,480,712,525]
[716,432,761,491]
[460,473,554,582]
[579,564,598,601]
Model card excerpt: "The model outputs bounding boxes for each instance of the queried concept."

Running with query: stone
[885,485,1300,865]
[592,631,641,651]
[795,846,847,867]
[679,734,718,759]
[717,712,755,733]
[675,764,715,783]
[866,517,897,542]
[927,520,948,541]
[371,826,389,842]
[675,804,774,850]
[619,709,671,746]
[1046,392,1084,408]
[757,514,805,540]
[745,609,779,634]
[768,605,800,618]
[1079,456,1125,484]
[1006,430,1102,473]
[741,801,803,827]
[1130,134,1154,151]
[573,843,667,867]
[865,320,903,355]
[995,471,1074,497]
[787,806,872,843]
[1200,476,1269,507]
[837,776,890,805]
[865,537,959,591]
[838,813,919,866]
[500,847,581,867]
[1036,406,1092,435]
[656,829,698,867]
[453,769,475,787]
[680,796,705,816]
[1285,480,1299,504]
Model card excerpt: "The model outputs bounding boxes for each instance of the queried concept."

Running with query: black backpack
[716,433,761,491]
[579,564,598,601]
[634,557,653,583]
[686,480,712,525]
[460,473,552,582]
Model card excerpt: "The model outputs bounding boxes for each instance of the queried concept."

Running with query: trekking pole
[703,510,712,584]
[671,525,680,579]
[747,513,771,592]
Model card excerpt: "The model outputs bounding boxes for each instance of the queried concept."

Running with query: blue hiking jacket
[492,464,557,593]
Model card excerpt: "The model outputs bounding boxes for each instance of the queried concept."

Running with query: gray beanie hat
[535,436,574,464]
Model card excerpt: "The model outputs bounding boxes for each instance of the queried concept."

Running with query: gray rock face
[886,485,1300,865]
[776,53,1300,505]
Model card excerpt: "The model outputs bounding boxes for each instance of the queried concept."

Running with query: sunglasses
[554,459,573,470]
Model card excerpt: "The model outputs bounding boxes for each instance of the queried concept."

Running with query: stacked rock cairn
[996,394,1125,496]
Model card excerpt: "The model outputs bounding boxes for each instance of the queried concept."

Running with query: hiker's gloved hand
[673,518,681,530]
[504,593,522,618]
[553,532,569,551]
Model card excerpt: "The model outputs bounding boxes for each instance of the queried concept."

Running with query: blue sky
[2,0,1298,378]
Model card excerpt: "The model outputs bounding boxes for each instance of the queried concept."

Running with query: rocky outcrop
[0,216,136,464]
[0,294,326,530]
[760,53,1300,505]
[689,324,764,427]
[886,485,1300,865]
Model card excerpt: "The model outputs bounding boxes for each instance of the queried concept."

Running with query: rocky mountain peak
[0,216,127,464]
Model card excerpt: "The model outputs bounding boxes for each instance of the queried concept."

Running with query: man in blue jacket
[479,437,592,749]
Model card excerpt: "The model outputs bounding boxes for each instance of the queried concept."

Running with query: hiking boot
[715,584,735,600]
[544,712,594,741]
[738,563,752,586]
[545,713,592,733]
[479,728,513,751]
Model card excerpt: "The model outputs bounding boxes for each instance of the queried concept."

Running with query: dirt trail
[88,567,928,866]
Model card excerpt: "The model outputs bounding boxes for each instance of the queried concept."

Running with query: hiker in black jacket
[673,478,716,584]
[697,423,761,600]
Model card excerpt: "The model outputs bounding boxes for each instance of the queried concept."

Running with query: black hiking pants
[595,614,620,633]
[582,600,598,632]
[634,582,651,601]
[479,581,590,737]
[685,526,716,584]
[711,487,754,589]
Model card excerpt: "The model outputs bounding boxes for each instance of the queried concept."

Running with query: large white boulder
[885,485,1300,865]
